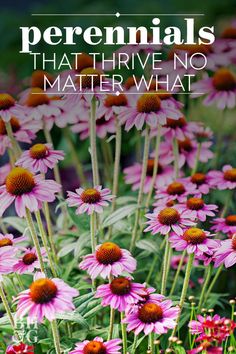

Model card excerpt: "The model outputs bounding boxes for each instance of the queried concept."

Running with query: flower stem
[107,307,115,341]
[90,96,100,186]
[111,117,122,210]
[0,281,20,341]
[172,253,194,337]
[35,210,58,278]
[161,235,170,295]
[130,127,150,252]
[169,250,186,296]
[25,208,46,274]
[121,312,127,354]
[90,212,96,253]
[63,127,86,186]
[146,253,159,284]
[197,264,212,312]
[191,143,202,176]
[149,332,155,353]
[173,137,179,179]
[51,319,61,354]
[132,335,138,353]
[43,202,58,264]
[145,123,161,209]
[204,264,223,306]
[0,218,8,234]
[5,121,22,160]
[108,117,122,239]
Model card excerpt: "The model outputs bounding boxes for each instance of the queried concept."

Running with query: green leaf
[57,242,77,258]
[102,204,137,227]
[68,208,90,231]
[56,311,89,328]
[136,239,159,253]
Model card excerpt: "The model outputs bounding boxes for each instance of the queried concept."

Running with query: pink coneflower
[211,215,236,235]
[21,88,63,121]
[71,114,116,140]
[0,233,26,248]
[186,173,212,195]
[97,93,129,121]
[95,277,146,312]
[118,92,182,131]
[0,116,41,156]
[178,197,218,222]
[16,272,79,323]
[154,180,197,205]
[126,287,164,314]
[67,186,113,215]
[79,242,136,279]
[208,165,236,190]
[177,138,214,169]
[158,116,192,141]
[169,227,218,256]
[6,342,34,354]
[69,337,122,354]
[14,247,47,274]
[123,299,179,335]
[123,158,174,193]
[0,247,17,275]
[0,163,11,185]
[214,235,236,268]
[0,167,61,217]
[0,93,25,122]
[144,205,196,236]
[191,68,236,109]
[16,143,65,174]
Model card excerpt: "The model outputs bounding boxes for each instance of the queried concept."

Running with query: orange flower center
[137,92,161,113]
[187,197,204,210]
[0,238,13,247]
[80,188,101,204]
[224,168,236,182]
[221,27,236,39]
[104,94,128,107]
[83,341,106,354]
[158,207,180,225]
[165,117,186,129]
[138,302,163,323]
[183,228,206,244]
[232,235,236,251]
[146,159,163,176]
[225,215,236,226]
[78,68,103,88]
[23,252,37,265]
[30,144,48,159]
[110,277,131,295]
[167,182,185,195]
[0,93,15,110]
[178,138,193,152]
[96,242,122,264]
[31,70,54,89]
[212,68,236,91]
[124,76,140,90]
[74,53,94,73]
[30,278,58,304]
[6,167,35,196]
[191,173,206,185]
[156,89,172,100]
[25,88,50,107]
[0,117,20,135]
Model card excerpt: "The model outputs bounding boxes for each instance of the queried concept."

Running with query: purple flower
[69,337,122,354]
[214,235,236,268]
[208,165,236,190]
